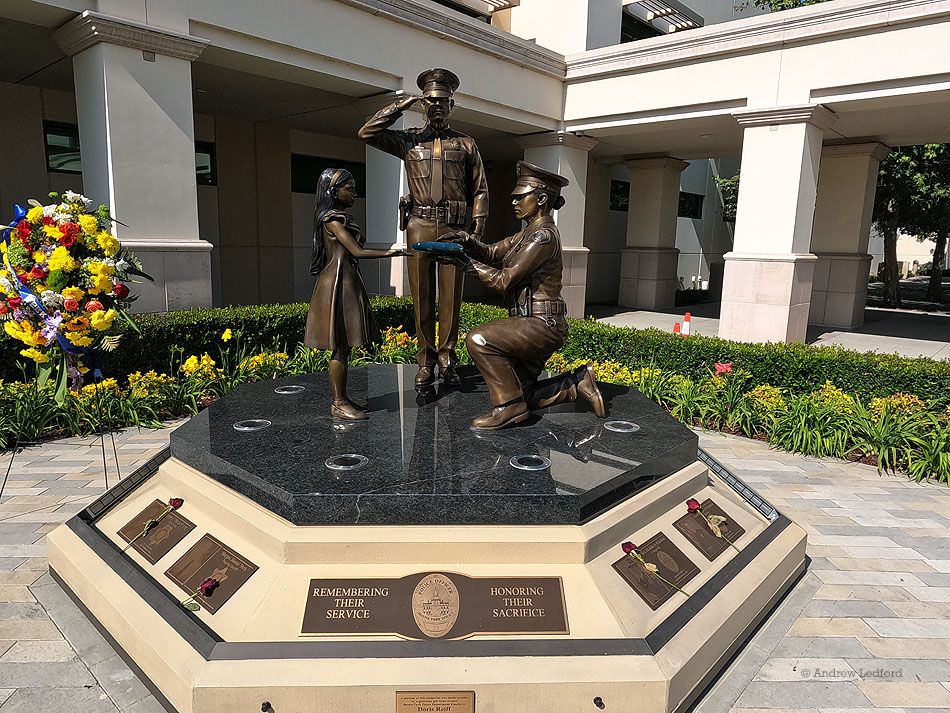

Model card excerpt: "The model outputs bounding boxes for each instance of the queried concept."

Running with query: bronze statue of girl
[304,168,405,420]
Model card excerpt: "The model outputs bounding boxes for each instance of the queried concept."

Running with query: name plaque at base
[301,573,568,640]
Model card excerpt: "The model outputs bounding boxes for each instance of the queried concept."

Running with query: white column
[358,98,423,297]
[53,11,212,312]
[618,157,688,310]
[517,132,599,318]
[719,105,837,343]
[809,143,889,328]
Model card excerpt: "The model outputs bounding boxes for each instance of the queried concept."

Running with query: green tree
[713,171,739,222]
[902,144,949,304]
[749,0,830,11]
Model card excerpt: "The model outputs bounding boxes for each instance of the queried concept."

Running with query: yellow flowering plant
[0,192,150,398]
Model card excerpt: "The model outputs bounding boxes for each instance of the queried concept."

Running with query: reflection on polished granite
[170,364,697,525]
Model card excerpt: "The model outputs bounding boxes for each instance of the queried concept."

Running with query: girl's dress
[304,209,380,350]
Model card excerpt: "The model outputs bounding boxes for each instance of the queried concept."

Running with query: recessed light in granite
[170,364,697,525]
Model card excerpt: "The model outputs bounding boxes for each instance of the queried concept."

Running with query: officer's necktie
[430,136,443,205]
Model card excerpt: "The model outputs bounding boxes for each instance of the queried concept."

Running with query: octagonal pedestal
[48,365,806,713]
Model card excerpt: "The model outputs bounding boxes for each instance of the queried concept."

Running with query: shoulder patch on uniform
[531,229,552,244]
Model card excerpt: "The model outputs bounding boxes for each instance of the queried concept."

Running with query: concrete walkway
[590,303,950,360]
[1,422,950,712]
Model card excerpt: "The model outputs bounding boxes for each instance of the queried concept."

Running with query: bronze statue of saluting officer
[359,68,489,389]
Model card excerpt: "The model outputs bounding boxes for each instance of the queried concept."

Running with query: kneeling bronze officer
[436,161,606,430]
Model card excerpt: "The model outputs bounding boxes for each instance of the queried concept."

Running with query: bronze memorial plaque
[117,499,195,564]
[301,573,568,640]
[674,498,746,561]
[612,532,700,610]
[396,691,475,713]
[165,534,258,613]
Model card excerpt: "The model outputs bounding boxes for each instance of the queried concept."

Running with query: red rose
[0,304,7,315]
[60,233,76,247]
[114,283,130,299]
[61,222,80,237]
[16,220,30,238]
[687,498,701,512]
[63,298,79,311]
[621,541,636,554]
[198,578,218,597]
[31,265,47,279]
[8,296,21,308]
[41,216,54,226]
[169,498,184,509]
[85,300,103,312]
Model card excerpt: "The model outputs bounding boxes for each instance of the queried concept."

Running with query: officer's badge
[450,139,461,150]
[531,230,552,244]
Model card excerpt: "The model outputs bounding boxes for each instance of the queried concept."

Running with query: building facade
[2,0,949,342]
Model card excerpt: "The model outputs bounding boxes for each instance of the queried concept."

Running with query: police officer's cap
[511,161,570,196]
[417,68,460,98]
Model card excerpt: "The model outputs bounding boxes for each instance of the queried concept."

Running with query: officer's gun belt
[411,202,467,222]
[509,300,568,317]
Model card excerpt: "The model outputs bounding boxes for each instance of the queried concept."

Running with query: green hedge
[1,297,948,403]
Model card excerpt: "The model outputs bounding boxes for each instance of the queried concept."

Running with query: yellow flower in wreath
[66,316,90,331]
[66,332,94,347]
[47,246,77,272]
[26,206,44,223]
[61,286,85,301]
[32,250,46,264]
[89,309,116,331]
[96,231,120,256]
[78,214,98,235]
[91,273,114,294]
[19,347,49,363]
[42,224,62,241]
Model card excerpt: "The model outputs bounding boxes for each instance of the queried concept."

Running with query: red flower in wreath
[113,283,130,299]
[8,296,22,308]
[63,298,79,312]
[85,300,103,312]
[60,233,76,247]
[31,265,47,279]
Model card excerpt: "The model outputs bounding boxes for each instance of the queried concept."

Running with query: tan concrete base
[121,239,214,312]
[719,252,817,343]
[48,458,805,713]
[809,252,872,328]
[562,246,590,319]
[618,247,680,309]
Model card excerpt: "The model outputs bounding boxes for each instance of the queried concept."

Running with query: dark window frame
[43,121,83,175]
[291,154,367,196]
[609,180,630,212]
[195,140,217,186]
[678,191,704,219]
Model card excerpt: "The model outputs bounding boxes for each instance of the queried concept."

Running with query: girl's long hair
[310,168,353,276]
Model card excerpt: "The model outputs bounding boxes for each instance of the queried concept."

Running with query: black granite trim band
[81,446,171,524]
[645,515,793,653]
[66,515,222,656]
[50,567,180,713]
[209,638,653,660]
[671,558,808,713]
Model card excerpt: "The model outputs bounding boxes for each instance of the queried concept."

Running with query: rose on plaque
[122,497,184,553]
[180,577,219,611]
[687,498,741,553]
[620,541,691,598]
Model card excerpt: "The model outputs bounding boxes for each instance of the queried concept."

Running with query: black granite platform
[170,364,697,525]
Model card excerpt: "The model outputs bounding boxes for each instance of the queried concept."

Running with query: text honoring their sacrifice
[301,574,568,640]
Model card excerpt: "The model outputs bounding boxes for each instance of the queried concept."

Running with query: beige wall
[0,81,83,219]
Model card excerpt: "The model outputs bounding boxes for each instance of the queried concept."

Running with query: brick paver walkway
[0,422,948,712]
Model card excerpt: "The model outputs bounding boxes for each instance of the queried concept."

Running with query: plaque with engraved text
[165,534,258,613]
[612,532,700,610]
[117,499,195,564]
[674,499,746,561]
[301,573,568,640]
[396,691,475,713]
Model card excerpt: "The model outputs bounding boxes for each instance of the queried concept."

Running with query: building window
[291,154,367,195]
[609,180,630,212]
[44,122,82,174]
[430,0,491,22]
[195,141,216,186]
[678,192,704,219]
[44,122,219,186]
[621,13,663,42]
